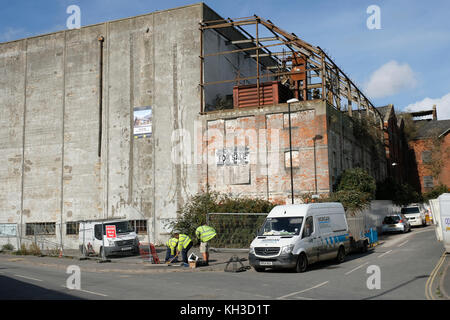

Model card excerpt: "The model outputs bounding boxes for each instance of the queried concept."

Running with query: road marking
[14,274,43,282]
[397,240,409,247]
[345,262,369,275]
[277,281,329,300]
[425,252,446,300]
[61,286,108,297]
[378,250,393,258]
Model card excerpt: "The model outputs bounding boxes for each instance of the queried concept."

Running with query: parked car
[382,214,411,234]
[401,204,427,227]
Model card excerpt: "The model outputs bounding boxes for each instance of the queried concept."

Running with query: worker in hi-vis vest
[173,231,193,264]
[195,225,217,265]
[165,237,179,263]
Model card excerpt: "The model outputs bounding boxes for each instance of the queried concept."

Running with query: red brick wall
[201,102,329,204]
[409,133,450,193]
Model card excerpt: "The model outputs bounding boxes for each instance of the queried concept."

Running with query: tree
[337,168,377,199]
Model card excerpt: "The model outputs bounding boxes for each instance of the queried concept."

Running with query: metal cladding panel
[233,81,292,108]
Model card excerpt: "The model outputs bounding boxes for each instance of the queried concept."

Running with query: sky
[1,0,449,119]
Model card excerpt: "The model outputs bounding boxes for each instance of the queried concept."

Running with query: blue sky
[1,0,449,119]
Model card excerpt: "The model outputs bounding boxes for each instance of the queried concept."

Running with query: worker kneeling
[173,232,193,265]
[165,237,179,263]
[195,225,217,265]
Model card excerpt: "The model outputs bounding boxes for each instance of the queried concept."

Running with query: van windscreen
[259,217,303,236]
[401,207,420,214]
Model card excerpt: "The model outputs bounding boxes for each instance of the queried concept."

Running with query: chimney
[432,105,437,120]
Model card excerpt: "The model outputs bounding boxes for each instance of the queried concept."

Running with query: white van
[400,204,427,227]
[79,220,139,258]
[249,203,350,272]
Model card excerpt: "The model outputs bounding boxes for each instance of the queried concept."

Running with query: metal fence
[0,219,150,258]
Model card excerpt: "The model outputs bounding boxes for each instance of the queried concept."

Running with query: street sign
[105,225,116,238]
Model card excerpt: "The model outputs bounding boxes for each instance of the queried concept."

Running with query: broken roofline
[199,15,383,124]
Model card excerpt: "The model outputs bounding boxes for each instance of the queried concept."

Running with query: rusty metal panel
[233,81,292,108]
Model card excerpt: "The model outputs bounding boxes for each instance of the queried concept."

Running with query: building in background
[407,108,450,193]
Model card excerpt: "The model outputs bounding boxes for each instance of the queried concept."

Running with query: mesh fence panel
[207,213,267,248]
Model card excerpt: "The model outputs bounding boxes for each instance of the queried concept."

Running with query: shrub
[1,243,14,251]
[337,168,376,199]
[167,191,275,248]
[423,185,449,202]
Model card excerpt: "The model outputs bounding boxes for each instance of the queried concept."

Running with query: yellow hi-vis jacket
[177,234,192,252]
[166,238,178,256]
[195,225,217,243]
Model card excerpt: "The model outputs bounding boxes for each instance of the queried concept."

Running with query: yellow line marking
[425,252,446,300]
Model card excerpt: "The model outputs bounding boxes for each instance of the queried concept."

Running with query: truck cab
[249,203,350,272]
[79,220,139,258]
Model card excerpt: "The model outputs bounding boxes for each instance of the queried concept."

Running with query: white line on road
[397,240,409,247]
[378,250,393,258]
[14,274,43,282]
[61,286,108,297]
[277,281,329,300]
[344,262,368,275]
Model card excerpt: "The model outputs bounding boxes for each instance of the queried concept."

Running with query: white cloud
[364,60,418,99]
[405,93,450,120]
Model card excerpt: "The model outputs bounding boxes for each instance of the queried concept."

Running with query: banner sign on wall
[133,106,152,138]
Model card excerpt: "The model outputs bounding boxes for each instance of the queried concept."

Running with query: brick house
[407,111,450,193]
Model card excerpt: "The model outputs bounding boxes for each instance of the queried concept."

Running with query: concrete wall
[0,3,206,248]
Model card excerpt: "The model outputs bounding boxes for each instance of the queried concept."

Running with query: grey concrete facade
[0,3,235,248]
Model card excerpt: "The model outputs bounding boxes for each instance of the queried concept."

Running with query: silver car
[382,214,411,234]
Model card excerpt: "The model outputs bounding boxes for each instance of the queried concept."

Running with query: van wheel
[254,267,265,272]
[296,253,308,273]
[336,246,345,264]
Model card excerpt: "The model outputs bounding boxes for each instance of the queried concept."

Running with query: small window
[422,151,432,164]
[26,222,56,236]
[130,220,147,234]
[66,222,79,235]
[423,176,434,188]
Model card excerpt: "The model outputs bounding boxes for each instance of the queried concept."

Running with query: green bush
[423,185,449,202]
[1,243,14,251]
[167,191,275,248]
[337,168,376,199]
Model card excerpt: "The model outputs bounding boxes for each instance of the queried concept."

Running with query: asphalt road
[0,226,446,301]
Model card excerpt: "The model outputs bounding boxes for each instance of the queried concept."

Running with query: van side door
[316,215,335,261]
[301,216,321,264]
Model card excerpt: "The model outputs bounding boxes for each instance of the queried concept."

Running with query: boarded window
[423,176,434,188]
[422,151,432,164]
[284,150,300,168]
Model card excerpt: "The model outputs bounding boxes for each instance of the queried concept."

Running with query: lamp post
[287,98,299,204]
[312,134,323,196]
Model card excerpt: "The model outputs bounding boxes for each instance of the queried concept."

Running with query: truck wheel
[361,241,368,253]
[296,253,308,273]
[336,246,345,264]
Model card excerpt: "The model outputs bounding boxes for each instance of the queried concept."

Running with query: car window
[384,216,400,224]
[302,216,314,238]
